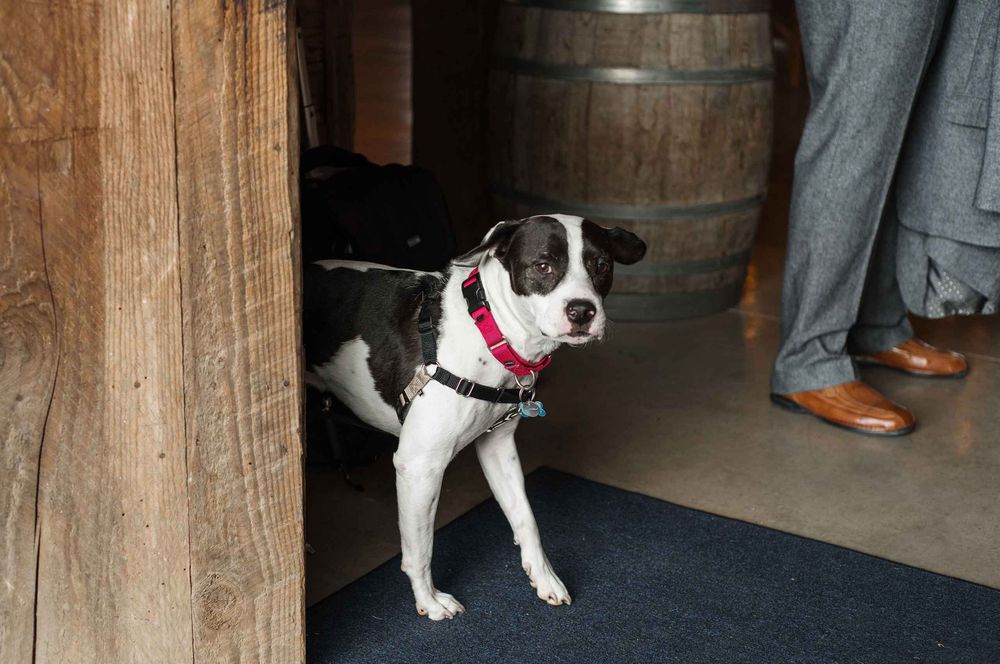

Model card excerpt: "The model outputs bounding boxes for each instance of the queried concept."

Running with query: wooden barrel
[489,0,773,320]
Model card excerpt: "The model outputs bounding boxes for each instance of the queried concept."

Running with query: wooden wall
[413,0,500,251]
[299,0,355,148]
[0,1,305,662]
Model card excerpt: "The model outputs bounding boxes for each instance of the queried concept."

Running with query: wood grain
[299,0,355,148]
[1,1,304,659]
[0,132,57,664]
[172,1,305,661]
[24,1,195,662]
[494,8,771,70]
[324,0,357,150]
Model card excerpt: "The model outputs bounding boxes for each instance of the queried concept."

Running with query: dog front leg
[393,442,465,620]
[475,426,571,606]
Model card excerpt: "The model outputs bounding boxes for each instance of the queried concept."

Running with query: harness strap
[416,302,438,366]
[429,366,522,405]
[396,295,525,423]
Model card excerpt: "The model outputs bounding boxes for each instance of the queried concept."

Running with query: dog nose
[566,299,597,325]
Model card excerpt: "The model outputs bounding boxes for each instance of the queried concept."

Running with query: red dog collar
[461,268,552,376]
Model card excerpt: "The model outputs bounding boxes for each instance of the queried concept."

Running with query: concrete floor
[306,3,1000,606]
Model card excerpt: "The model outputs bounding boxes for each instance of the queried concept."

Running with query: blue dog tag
[518,401,546,418]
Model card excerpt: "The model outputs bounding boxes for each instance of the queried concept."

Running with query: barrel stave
[490,1,773,319]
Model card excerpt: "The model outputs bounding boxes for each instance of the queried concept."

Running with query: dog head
[453,214,646,345]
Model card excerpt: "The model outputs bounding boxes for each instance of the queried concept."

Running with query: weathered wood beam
[172,0,305,661]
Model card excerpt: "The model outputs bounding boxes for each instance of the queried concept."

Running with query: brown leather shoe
[855,338,968,378]
[771,381,915,436]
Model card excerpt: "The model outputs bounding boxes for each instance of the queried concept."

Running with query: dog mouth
[542,326,604,345]
[560,330,600,345]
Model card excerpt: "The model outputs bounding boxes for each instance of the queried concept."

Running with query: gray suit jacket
[895,0,1000,246]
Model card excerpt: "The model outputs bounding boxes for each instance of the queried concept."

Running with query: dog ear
[604,227,646,265]
[451,219,524,266]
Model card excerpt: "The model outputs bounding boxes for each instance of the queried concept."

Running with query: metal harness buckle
[455,378,475,397]
[400,365,434,406]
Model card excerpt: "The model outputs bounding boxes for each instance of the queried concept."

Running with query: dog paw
[523,560,571,606]
[415,590,465,620]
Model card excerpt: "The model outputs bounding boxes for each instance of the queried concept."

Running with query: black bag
[304,385,398,479]
[300,146,456,270]
[301,146,455,473]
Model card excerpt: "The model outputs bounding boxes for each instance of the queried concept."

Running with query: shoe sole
[769,393,915,437]
[854,357,969,380]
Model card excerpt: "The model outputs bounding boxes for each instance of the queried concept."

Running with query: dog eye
[595,260,610,275]
[534,262,552,275]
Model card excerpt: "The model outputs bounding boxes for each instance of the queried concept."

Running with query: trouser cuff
[771,355,858,395]
[848,319,914,356]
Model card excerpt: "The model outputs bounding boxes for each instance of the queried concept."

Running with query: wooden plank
[323,0,356,149]
[299,0,330,144]
[0,17,59,657]
[413,0,498,250]
[23,1,195,661]
[298,0,355,147]
[0,132,57,664]
[172,1,305,661]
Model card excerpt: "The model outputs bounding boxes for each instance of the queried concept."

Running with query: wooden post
[0,1,304,662]
[173,1,305,660]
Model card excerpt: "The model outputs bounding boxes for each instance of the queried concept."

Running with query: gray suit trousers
[772,0,952,395]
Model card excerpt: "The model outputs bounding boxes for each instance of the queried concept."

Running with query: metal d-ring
[515,370,537,389]
[516,370,537,402]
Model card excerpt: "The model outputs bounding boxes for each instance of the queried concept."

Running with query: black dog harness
[395,279,544,429]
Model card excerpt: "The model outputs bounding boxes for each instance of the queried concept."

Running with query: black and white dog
[304,214,645,620]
